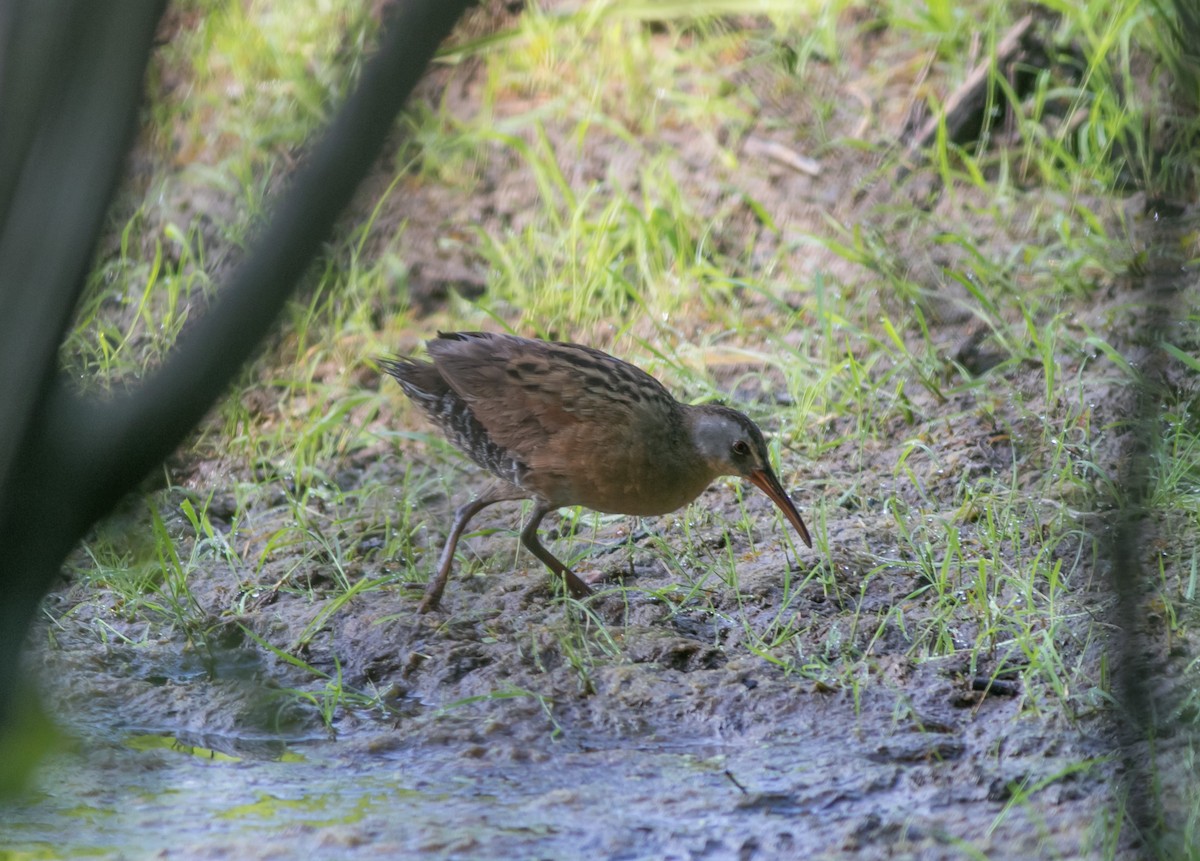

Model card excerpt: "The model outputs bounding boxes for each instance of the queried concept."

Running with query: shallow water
[1,703,1108,861]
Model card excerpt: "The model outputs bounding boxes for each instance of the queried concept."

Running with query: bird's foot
[417,584,445,614]
[562,568,593,601]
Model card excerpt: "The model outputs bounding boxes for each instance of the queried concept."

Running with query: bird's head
[688,405,812,548]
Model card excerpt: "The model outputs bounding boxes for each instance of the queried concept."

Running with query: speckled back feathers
[380,331,690,508]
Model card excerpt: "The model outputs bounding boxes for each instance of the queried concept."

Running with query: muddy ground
[7,5,1195,859]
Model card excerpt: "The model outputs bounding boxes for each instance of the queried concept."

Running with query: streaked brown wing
[426,332,676,463]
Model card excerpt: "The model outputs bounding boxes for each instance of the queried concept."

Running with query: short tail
[378,355,420,383]
[378,355,450,413]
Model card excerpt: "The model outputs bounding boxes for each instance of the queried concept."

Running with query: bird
[379,331,812,613]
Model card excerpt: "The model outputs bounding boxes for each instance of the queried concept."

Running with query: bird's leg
[420,481,525,613]
[520,503,593,600]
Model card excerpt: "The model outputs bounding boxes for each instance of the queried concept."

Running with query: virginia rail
[380,331,812,612]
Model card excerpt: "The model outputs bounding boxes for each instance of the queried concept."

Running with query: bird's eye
[732,440,751,457]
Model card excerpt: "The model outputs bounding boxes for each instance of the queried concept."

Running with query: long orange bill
[747,469,813,548]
